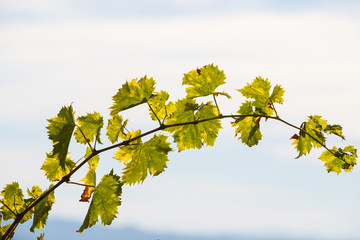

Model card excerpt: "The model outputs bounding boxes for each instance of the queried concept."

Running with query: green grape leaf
[319,146,358,174]
[46,105,75,169]
[77,170,122,233]
[232,117,262,147]
[232,101,262,147]
[110,76,156,116]
[165,99,221,151]
[27,186,42,199]
[84,147,100,170]
[30,184,55,232]
[148,91,176,121]
[74,112,104,145]
[0,182,32,223]
[41,153,75,181]
[195,103,222,146]
[82,170,96,187]
[292,128,312,158]
[324,124,345,140]
[237,77,284,116]
[292,116,327,158]
[269,84,285,104]
[106,115,128,143]
[182,64,227,98]
[114,134,172,185]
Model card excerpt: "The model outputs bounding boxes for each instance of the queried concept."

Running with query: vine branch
[0,113,338,240]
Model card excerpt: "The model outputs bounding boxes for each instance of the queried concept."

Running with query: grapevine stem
[0,113,337,240]
[76,125,93,151]
[213,93,221,116]
[147,101,162,127]
[66,181,95,188]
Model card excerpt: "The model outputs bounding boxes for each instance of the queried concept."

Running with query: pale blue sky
[1,1,360,239]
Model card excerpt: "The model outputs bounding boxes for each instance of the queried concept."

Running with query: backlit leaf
[183,64,227,98]
[324,124,345,140]
[84,147,100,171]
[77,170,122,233]
[148,90,175,121]
[114,134,172,185]
[319,146,357,174]
[0,182,32,223]
[74,112,104,145]
[165,99,221,151]
[110,76,155,115]
[106,115,128,143]
[41,153,75,181]
[27,186,42,199]
[292,116,328,158]
[232,101,262,146]
[30,184,55,232]
[46,105,75,169]
[237,77,284,116]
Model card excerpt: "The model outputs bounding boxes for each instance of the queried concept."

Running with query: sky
[1,0,360,239]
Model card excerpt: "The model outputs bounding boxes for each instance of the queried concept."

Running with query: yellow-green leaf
[183,64,227,98]
[77,170,122,233]
[0,182,32,223]
[46,105,75,169]
[148,90,175,121]
[106,115,128,143]
[74,112,104,145]
[30,184,55,232]
[41,153,75,181]
[319,146,357,174]
[114,134,172,185]
[165,99,221,151]
[110,76,155,116]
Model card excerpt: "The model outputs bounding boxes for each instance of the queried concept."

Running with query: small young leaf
[74,112,104,145]
[46,105,75,169]
[183,64,227,98]
[37,233,45,240]
[232,101,262,147]
[269,84,285,104]
[30,184,55,232]
[237,77,284,116]
[84,147,100,170]
[27,186,42,199]
[110,76,156,115]
[77,170,122,233]
[324,124,345,140]
[148,91,175,121]
[214,91,231,99]
[106,115,128,143]
[41,153,75,182]
[114,134,172,185]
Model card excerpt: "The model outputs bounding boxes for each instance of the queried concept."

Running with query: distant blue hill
[12,219,333,240]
